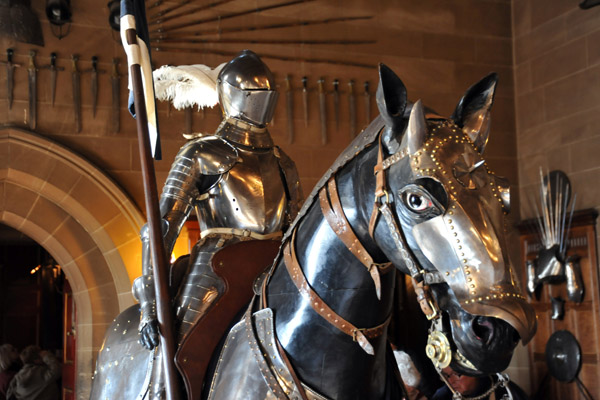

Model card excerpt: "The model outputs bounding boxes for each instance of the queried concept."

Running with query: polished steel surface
[217,118,274,149]
[217,50,278,127]
[565,255,584,303]
[89,306,155,400]
[195,146,288,235]
[406,120,535,343]
[209,308,327,400]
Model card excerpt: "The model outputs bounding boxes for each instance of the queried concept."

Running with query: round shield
[545,330,581,382]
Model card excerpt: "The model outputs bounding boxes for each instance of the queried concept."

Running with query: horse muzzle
[412,202,537,344]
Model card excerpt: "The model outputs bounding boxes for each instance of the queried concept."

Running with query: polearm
[120,4,181,400]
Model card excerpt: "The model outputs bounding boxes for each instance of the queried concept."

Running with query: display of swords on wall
[1,48,373,142]
[1,49,121,134]
[526,169,582,320]
[277,75,373,144]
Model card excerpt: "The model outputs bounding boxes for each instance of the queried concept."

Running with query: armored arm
[133,140,203,349]
[133,137,238,349]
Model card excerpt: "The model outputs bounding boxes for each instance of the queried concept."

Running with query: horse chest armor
[208,308,328,400]
[195,147,288,234]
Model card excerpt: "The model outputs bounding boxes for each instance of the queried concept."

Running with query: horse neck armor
[208,307,328,400]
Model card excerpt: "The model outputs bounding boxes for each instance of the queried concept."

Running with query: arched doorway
[0,127,145,397]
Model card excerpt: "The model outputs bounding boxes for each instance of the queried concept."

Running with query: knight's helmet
[216,50,279,128]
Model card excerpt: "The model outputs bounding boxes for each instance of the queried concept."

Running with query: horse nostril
[472,316,495,345]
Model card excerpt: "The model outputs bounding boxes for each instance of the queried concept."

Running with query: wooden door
[62,280,76,400]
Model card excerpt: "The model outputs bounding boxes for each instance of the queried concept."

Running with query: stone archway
[0,127,145,398]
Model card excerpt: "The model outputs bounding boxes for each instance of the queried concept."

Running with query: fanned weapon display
[146,0,375,69]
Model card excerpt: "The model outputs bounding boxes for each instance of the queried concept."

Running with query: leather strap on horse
[368,130,442,322]
[368,131,421,280]
[283,229,390,355]
[319,177,386,299]
[412,278,439,320]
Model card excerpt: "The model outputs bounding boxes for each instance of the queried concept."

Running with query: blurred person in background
[0,344,22,400]
[6,346,60,400]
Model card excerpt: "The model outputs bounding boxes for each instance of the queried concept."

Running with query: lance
[71,55,82,133]
[153,37,374,46]
[111,58,121,133]
[151,46,376,69]
[151,15,372,41]
[122,10,181,400]
[27,50,37,130]
[149,0,235,24]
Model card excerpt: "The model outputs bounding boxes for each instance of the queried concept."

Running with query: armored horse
[91,64,536,399]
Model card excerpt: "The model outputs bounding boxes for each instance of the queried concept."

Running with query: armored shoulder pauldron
[183,136,240,176]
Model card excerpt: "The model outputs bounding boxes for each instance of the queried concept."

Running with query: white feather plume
[153,63,226,110]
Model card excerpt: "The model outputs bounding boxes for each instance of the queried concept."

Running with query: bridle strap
[368,131,422,279]
[368,129,442,321]
[282,229,390,355]
[368,131,387,239]
[319,178,386,299]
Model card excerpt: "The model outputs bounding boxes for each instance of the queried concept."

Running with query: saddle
[174,239,281,399]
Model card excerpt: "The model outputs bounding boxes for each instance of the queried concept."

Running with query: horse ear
[407,100,427,154]
[376,63,407,134]
[451,73,498,154]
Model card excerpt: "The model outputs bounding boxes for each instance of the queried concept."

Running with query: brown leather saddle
[174,239,281,399]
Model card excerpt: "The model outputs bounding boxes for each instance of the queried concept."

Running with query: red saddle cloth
[175,239,281,399]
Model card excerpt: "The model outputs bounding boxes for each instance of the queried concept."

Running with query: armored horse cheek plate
[401,122,535,346]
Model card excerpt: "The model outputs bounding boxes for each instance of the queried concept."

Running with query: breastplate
[195,146,287,234]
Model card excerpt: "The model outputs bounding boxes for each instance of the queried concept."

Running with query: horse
[90,64,536,400]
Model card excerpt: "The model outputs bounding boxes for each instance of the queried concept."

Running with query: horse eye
[405,192,433,212]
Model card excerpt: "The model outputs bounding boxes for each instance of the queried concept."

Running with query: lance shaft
[125,28,181,400]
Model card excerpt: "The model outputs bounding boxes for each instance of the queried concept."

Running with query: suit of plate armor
[130,50,302,397]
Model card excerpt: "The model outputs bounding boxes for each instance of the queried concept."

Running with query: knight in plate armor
[131,50,303,398]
